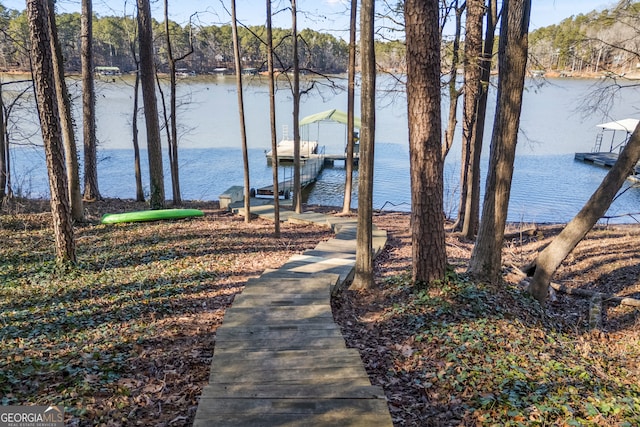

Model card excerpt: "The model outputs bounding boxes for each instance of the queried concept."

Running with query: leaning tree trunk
[137,0,165,209]
[266,0,280,236]
[342,0,357,215]
[468,0,530,282]
[27,0,76,264]
[529,122,640,303]
[350,0,375,290]
[459,0,485,238]
[47,0,83,221]
[405,0,446,285]
[81,0,101,202]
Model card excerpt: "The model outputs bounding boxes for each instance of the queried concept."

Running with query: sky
[0,0,619,35]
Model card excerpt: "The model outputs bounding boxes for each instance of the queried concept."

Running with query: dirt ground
[360,210,640,331]
[2,198,638,426]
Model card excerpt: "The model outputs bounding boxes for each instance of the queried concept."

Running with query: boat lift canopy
[593,118,640,152]
[299,109,361,129]
[596,118,639,133]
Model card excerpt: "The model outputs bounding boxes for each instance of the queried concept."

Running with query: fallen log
[508,264,640,308]
[549,281,640,308]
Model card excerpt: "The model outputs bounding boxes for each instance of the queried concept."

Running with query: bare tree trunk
[164,0,180,205]
[132,69,144,201]
[231,0,251,223]
[81,0,100,202]
[137,0,165,209]
[529,123,640,303]
[350,0,375,290]
[27,0,76,264]
[162,0,192,206]
[342,0,357,215]
[405,0,446,285]
[1,90,14,197]
[442,0,464,160]
[468,0,530,281]
[0,83,6,200]
[47,0,83,221]
[464,0,498,239]
[459,0,485,238]
[126,16,144,202]
[156,73,173,188]
[266,0,280,236]
[291,0,302,214]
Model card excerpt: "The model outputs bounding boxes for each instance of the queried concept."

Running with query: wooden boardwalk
[193,205,393,426]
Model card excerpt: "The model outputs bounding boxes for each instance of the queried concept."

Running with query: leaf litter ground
[1,199,639,426]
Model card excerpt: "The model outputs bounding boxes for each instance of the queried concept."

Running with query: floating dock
[574,152,640,181]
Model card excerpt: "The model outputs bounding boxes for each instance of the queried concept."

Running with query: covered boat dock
[574,118,640,178]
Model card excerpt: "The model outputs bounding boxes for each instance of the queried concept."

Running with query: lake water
[5,74,640,223]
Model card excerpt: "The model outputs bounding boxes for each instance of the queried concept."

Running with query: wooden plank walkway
[193,206,393,426]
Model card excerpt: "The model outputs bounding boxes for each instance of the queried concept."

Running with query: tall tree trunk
[125,15,144,202]
[27,0,76,264]
[442,0,464,160]
[132,69,144,201]
[458,0,485,238]
[2,95,11,197]
[156,72,173,188]
[468,0,530,281]
[164,0,182,205]
[529,122,640,303]
[47,0,83,221]
[350,0,375,290]
[463,0,498,239]
[291,0,302,214]
[231,0,251,223]
[137,0,165,209]
[405,0,446,285]
[128,30,144,202]
[0,83,6,200]
[81,0,100,202]
[342,0,358,215]
[266,0,280,236]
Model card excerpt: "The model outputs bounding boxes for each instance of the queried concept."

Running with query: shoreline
[5,196,640,230]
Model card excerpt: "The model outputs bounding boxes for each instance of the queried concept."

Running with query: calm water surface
[6,75,640,223]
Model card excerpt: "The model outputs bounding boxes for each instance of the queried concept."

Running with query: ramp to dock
[257,156,325,197]
[193,206,392,426]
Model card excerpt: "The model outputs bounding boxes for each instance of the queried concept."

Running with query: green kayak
[100,208,204,224]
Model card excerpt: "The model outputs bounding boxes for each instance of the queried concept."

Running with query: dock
[193,204,393,426]
[257,155,325,197]
[574,152,640,179]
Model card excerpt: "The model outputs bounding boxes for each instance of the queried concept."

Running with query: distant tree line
[0,6,350,74]
[529,2,640,75]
